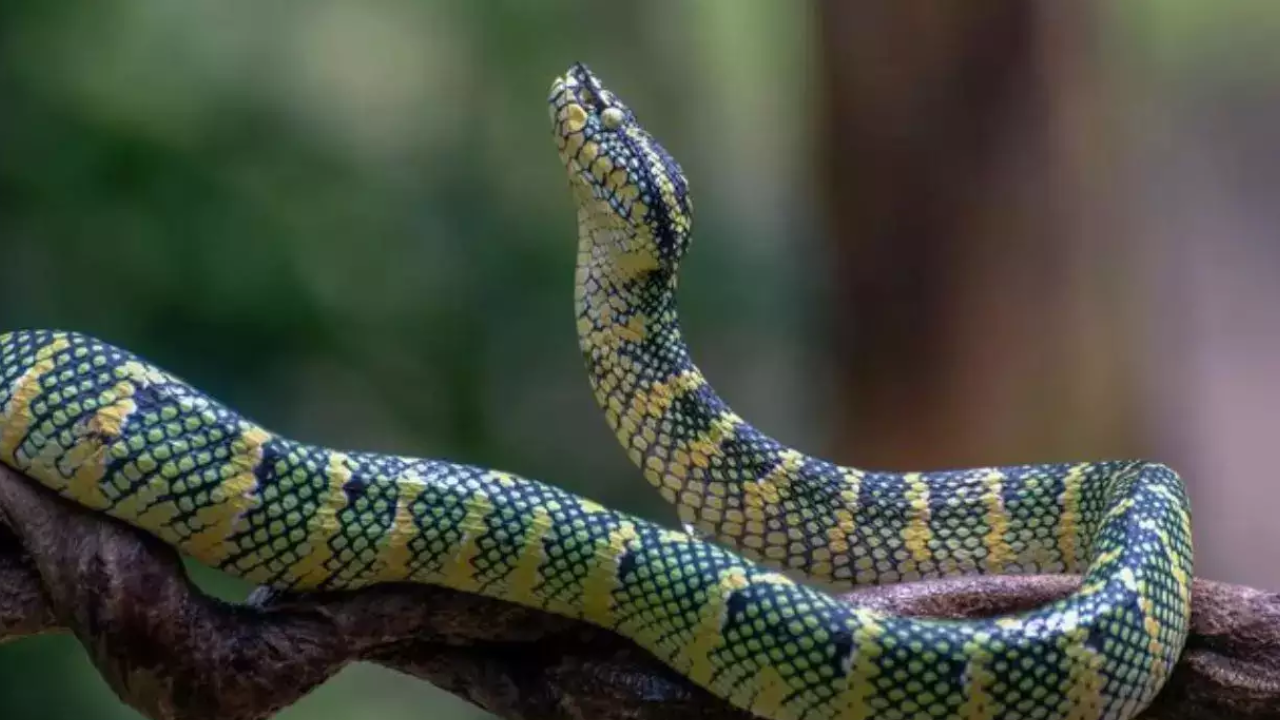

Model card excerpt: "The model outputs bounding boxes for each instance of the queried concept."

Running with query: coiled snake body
[0,64,1191,720]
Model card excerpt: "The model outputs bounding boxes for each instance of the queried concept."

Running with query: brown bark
[0,464,1277,720]
[817,2,1136,469]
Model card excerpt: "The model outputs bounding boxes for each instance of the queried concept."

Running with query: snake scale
[0,63,1191,720]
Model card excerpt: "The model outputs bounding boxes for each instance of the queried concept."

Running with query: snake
[553,62,1192,719]
[0,63,1190,720]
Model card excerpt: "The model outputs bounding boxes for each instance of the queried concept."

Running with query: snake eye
[601,107,624,130]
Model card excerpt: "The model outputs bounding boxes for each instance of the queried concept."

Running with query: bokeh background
[1,2,1276,718]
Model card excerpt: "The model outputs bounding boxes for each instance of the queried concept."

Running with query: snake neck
[575,230,763,504]
[576,239,687,402]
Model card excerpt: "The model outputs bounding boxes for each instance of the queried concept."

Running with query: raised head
[549,63,693,276]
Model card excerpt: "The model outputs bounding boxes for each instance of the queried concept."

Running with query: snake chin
[550,64,694,273]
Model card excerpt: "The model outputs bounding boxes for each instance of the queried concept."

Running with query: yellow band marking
[1056,464,1087,572]
[834,609,887,720]
[1167,490,1194,610]
[1063,627,1106,720]
[615,376,736,530]
[753,448,804,497]
[1139,595,1167,686]
[1104,496,1136,523]
[959,633,999,720]
[504,506,552,604]
[688,409,739,465]
[902,473,932,564]
[613,248,660,283]
[632,127,691,232]
[280,450,353,587]
[183,425,272,566]
[980,470,1013,572]
[685,568,749,686]
[376,467,428,583]
[116,360,173,386]
[747,665,796,720]
[108,466,176,523]
[581,518,638,626]
[826,468,863,567]
[628,369,701,418]
[28,438,68,486]
[0,337,70,467]
[135,501,182,542]
[64,380,138,511]
[438,490,495,593]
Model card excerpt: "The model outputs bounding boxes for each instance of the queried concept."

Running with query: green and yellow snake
[0,63,1191,720]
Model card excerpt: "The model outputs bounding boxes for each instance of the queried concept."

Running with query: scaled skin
[0,63,1194,720]
[555,62,1193,719]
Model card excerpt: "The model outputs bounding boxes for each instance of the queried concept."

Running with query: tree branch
[0,464,1277,720]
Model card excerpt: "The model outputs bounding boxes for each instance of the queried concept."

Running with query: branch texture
[0,464,1277,720]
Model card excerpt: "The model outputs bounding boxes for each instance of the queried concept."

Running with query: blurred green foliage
[0,1,816,718]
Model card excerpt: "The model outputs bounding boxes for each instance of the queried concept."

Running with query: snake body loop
[0,63,1192,720]
[554,63,1192,719]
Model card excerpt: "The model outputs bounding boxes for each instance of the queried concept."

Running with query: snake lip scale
[0,63,1191,720]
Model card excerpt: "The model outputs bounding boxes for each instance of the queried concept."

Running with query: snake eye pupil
[601,107,625,130]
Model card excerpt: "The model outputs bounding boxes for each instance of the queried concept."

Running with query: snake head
[550,63,693,275]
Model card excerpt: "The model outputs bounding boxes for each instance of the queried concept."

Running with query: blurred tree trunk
[816,2,1141,469]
